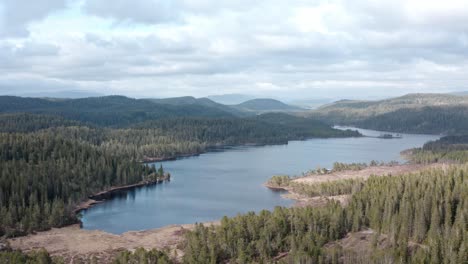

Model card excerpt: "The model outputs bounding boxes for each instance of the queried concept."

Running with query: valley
[0,93,467,263]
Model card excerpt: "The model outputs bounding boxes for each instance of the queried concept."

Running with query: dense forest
[0,96,237,127]
[0,96,358,238]
[0,113,359,161]
[311,93,468,134]
[0,131,163,237]
[2,94,466,263]
[409,134,468,163]
[354,106,468,134]
[183,165,467,263]
[2,164,466,263]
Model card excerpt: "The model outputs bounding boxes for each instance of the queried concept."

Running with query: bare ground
[282,193,352,207]
[8,222,219,263]
[323,229,427,263]
[276,163,446,208]
[293,163,443,185]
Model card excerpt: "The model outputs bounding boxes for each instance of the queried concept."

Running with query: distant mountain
[149,96,248,117]
[450,91,468,96]
[314,93,468,118]
[287,98,335,109]
[0,95,236,127]
[233,98,304,113]
[207,94,255,105]
[21,90,105,98]
[310,93,468,134]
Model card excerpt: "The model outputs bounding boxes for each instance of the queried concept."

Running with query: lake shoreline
[140,131,365,163]
[74,174,171,215]
[12,162,444,263]
[69,133,364,230]
[265,162,446,207]
[78,127,437,235]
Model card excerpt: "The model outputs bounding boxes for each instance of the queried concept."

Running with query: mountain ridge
[310,93,468,134]
[0,95,237,126]
[233,98,304,112]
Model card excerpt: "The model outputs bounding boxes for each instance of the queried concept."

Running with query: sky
[1,0,468,100]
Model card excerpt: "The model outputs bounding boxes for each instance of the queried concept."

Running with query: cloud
[83,0,258,25]
[83,0,182,24]
[0,0,66,37]
[16,41,60,56]
[1,0,468,99]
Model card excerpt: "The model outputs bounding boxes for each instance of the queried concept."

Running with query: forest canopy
[0,96,359,237]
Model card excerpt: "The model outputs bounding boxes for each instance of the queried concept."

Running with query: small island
[377,133,403,139]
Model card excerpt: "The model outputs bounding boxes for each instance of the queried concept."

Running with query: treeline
[0,247,173,264]
[0,113,360,161]
[410,135,468,163]
[267,175,364,198]
[332,161,398,172]
[184,204,347,264]
[114,248,172,264]
[291,178,365,198]
[183,165,467,263]
[0,95,236,127]
[0,113,81,133]
[267,161,398,189]
[0,249,56,264]
[311,93,468,134]
[0,109,359,238]
[0,131,161,237]
[354,106,468,134]
[266,175,291,188]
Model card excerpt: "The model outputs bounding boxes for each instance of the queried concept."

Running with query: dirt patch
[282,193,351,207]
[8,222,219,263]
[324,229,388,254]
[270,163,446,208]
[293,163,444,185]
[323,229,427,263]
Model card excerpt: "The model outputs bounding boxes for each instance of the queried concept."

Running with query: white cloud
[84,0,182,24]
[0,0,66,37]
[1,0,468,99]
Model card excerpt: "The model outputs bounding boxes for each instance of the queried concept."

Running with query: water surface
[81,127,438,234]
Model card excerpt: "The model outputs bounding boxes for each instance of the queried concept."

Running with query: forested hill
[408,134,468,164]
[0,95,237,127]
[316,93,468,115]
[0,96,359,237]
[148,96,247,117]
[310,93,468,134]
[233,98,303,112]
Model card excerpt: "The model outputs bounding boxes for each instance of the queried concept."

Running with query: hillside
[149,96,247,117]
[0,98,359,239]
[0,95,236,127]
[233,98,303,112]
[21,90,105,99]
[206,94,255,105]
[310,93,468,134]
[315,93,468,117]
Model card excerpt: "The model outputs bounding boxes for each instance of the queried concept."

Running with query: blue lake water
[80,127,439,234]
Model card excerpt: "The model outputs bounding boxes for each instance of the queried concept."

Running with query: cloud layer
[1,0,468,99]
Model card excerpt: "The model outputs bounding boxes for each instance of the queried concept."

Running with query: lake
[80,127,439,234]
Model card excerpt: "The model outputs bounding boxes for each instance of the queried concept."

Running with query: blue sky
[1,0,468,99]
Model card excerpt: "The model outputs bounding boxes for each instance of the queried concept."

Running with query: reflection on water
[81,128,438,234]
